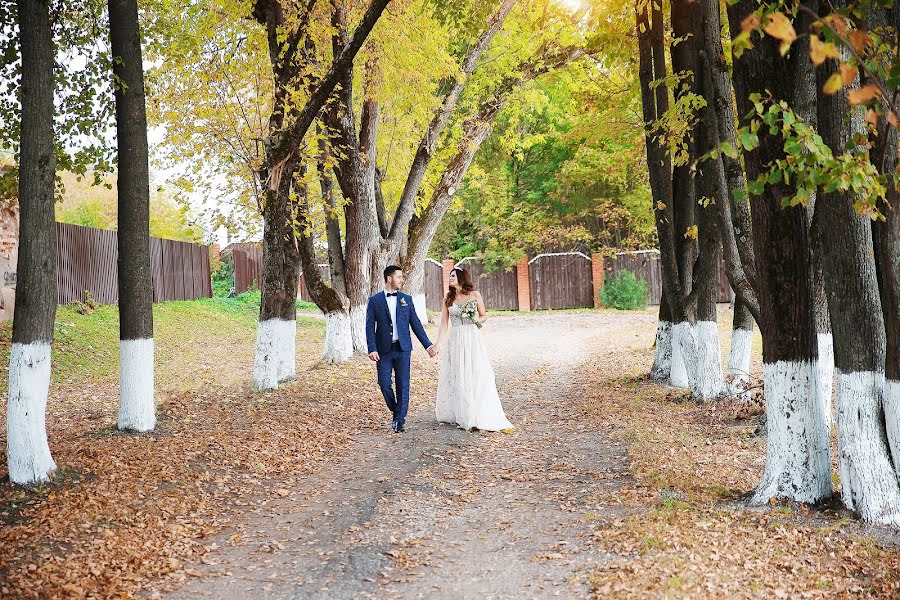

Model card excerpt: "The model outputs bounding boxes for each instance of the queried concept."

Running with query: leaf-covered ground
[1,304,899,598]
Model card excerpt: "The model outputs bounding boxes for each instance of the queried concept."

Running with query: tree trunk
[7,0,58,485]
[296,162,353,363]
[808,199,834,428]
[250,0,386,381]
[637,0,693,390]
[665,0,703,393]
[253,159,301,391]
[109,0,155,432]
[697,0,759,323]
[728,0,831,505]
[318,133,346,299]
[869,4,900,485]
[727,299,754,397]
[792,22,835,432]
[650,285,673,382]
[817,38,900,526]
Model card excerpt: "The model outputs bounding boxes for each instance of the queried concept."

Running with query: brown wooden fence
[56,222,212,305]
[231,243,325,302]
[232,244,262,295]
[454,258,519,310]
[605,250,733,305]
[424,259,444,312]
[529,253,595,310]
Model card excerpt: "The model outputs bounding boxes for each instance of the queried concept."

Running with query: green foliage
[431,19,656,264]
[54,171,205,241]
[703,93,888,218]
[599,270,648,311]
[0,0,117,200]
[212,257,234,298]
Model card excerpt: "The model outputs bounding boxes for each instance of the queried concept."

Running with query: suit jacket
[365,291,432,355]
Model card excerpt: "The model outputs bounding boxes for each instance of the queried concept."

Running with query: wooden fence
[454,258,519,310]
[228,247,736,314]
[56,222,211,305]
[604,250,733,305]
[529,253,595,310]
[424,259,444,312]
[230,242,324,302]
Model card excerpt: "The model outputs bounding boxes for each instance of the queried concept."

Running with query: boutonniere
[399,298,408,307]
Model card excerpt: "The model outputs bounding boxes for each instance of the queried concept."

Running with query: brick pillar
[211,243,221,258]
[442,259,455,296]
[516,258,531,312]
[591,253,605,308]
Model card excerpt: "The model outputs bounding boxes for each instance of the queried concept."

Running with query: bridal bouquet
[460,300,482,328]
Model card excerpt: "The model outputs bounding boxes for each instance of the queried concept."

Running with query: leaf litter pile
[577,328,900,598]
[0,309,396,599]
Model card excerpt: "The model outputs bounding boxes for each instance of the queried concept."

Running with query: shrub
[599,269,648,310]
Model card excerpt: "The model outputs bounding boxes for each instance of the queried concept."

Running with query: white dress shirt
[384,289,399,342]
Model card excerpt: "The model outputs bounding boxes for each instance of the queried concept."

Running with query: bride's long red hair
[445,267,476,307]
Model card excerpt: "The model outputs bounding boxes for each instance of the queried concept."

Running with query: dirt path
[168,311,654,599]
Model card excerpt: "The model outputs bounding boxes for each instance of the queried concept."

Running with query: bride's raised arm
[435,300,450,348]
[474,290,487,324]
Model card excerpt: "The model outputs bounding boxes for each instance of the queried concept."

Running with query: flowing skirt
[435,324,513,431]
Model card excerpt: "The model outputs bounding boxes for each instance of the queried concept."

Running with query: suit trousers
[377,341,411,424]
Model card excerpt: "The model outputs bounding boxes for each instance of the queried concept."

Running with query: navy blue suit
[366,291,432,425]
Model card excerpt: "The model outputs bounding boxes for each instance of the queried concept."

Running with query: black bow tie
[386,292,398,297]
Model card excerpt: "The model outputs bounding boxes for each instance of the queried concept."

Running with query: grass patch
[0,296,324,396]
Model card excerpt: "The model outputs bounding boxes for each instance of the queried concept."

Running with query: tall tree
[7,0,58,484]
[727,0,831,505]
[315,0,518,355]
[250,0,391,389]
[815,8,900,525]
[868,1,900,486]
[697,0,759,398]
[402,14,594,303]
[109,0,155,431]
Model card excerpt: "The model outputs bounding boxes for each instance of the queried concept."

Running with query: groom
[366,265,437,433]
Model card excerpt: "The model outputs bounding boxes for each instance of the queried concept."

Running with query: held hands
[427,345,439,358]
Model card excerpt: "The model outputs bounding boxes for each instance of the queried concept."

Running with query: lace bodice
[449,300,478,327]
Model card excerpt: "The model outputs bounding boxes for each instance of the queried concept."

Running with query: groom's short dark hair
[384,265,402,281]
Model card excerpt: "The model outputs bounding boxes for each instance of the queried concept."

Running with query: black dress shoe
[391,420,398,433]
[396,422,405,433]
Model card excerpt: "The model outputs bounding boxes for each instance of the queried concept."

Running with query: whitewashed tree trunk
[322,311,353,364]
[816,333,834,430]
[835,371,900,526]
[727,328,753,397]
[252,319,297,391]
[885,377,900,473]
[412,293,428,325]
[118,339,156,431]
[670,322,702,395]
[751,360,832,505]
[8,0,58,485]
[695,320,725,399]
[7,342,57,484]
[650,320,673,382]
[350,303,368,354]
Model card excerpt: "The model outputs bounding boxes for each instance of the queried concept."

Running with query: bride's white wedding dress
[435,301,514,431]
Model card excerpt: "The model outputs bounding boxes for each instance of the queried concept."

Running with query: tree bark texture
[8,0,59,484]
[109,0,156,432]
[728,0,831,505]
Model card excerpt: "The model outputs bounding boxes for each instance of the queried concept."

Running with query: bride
[434,267,514,432]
